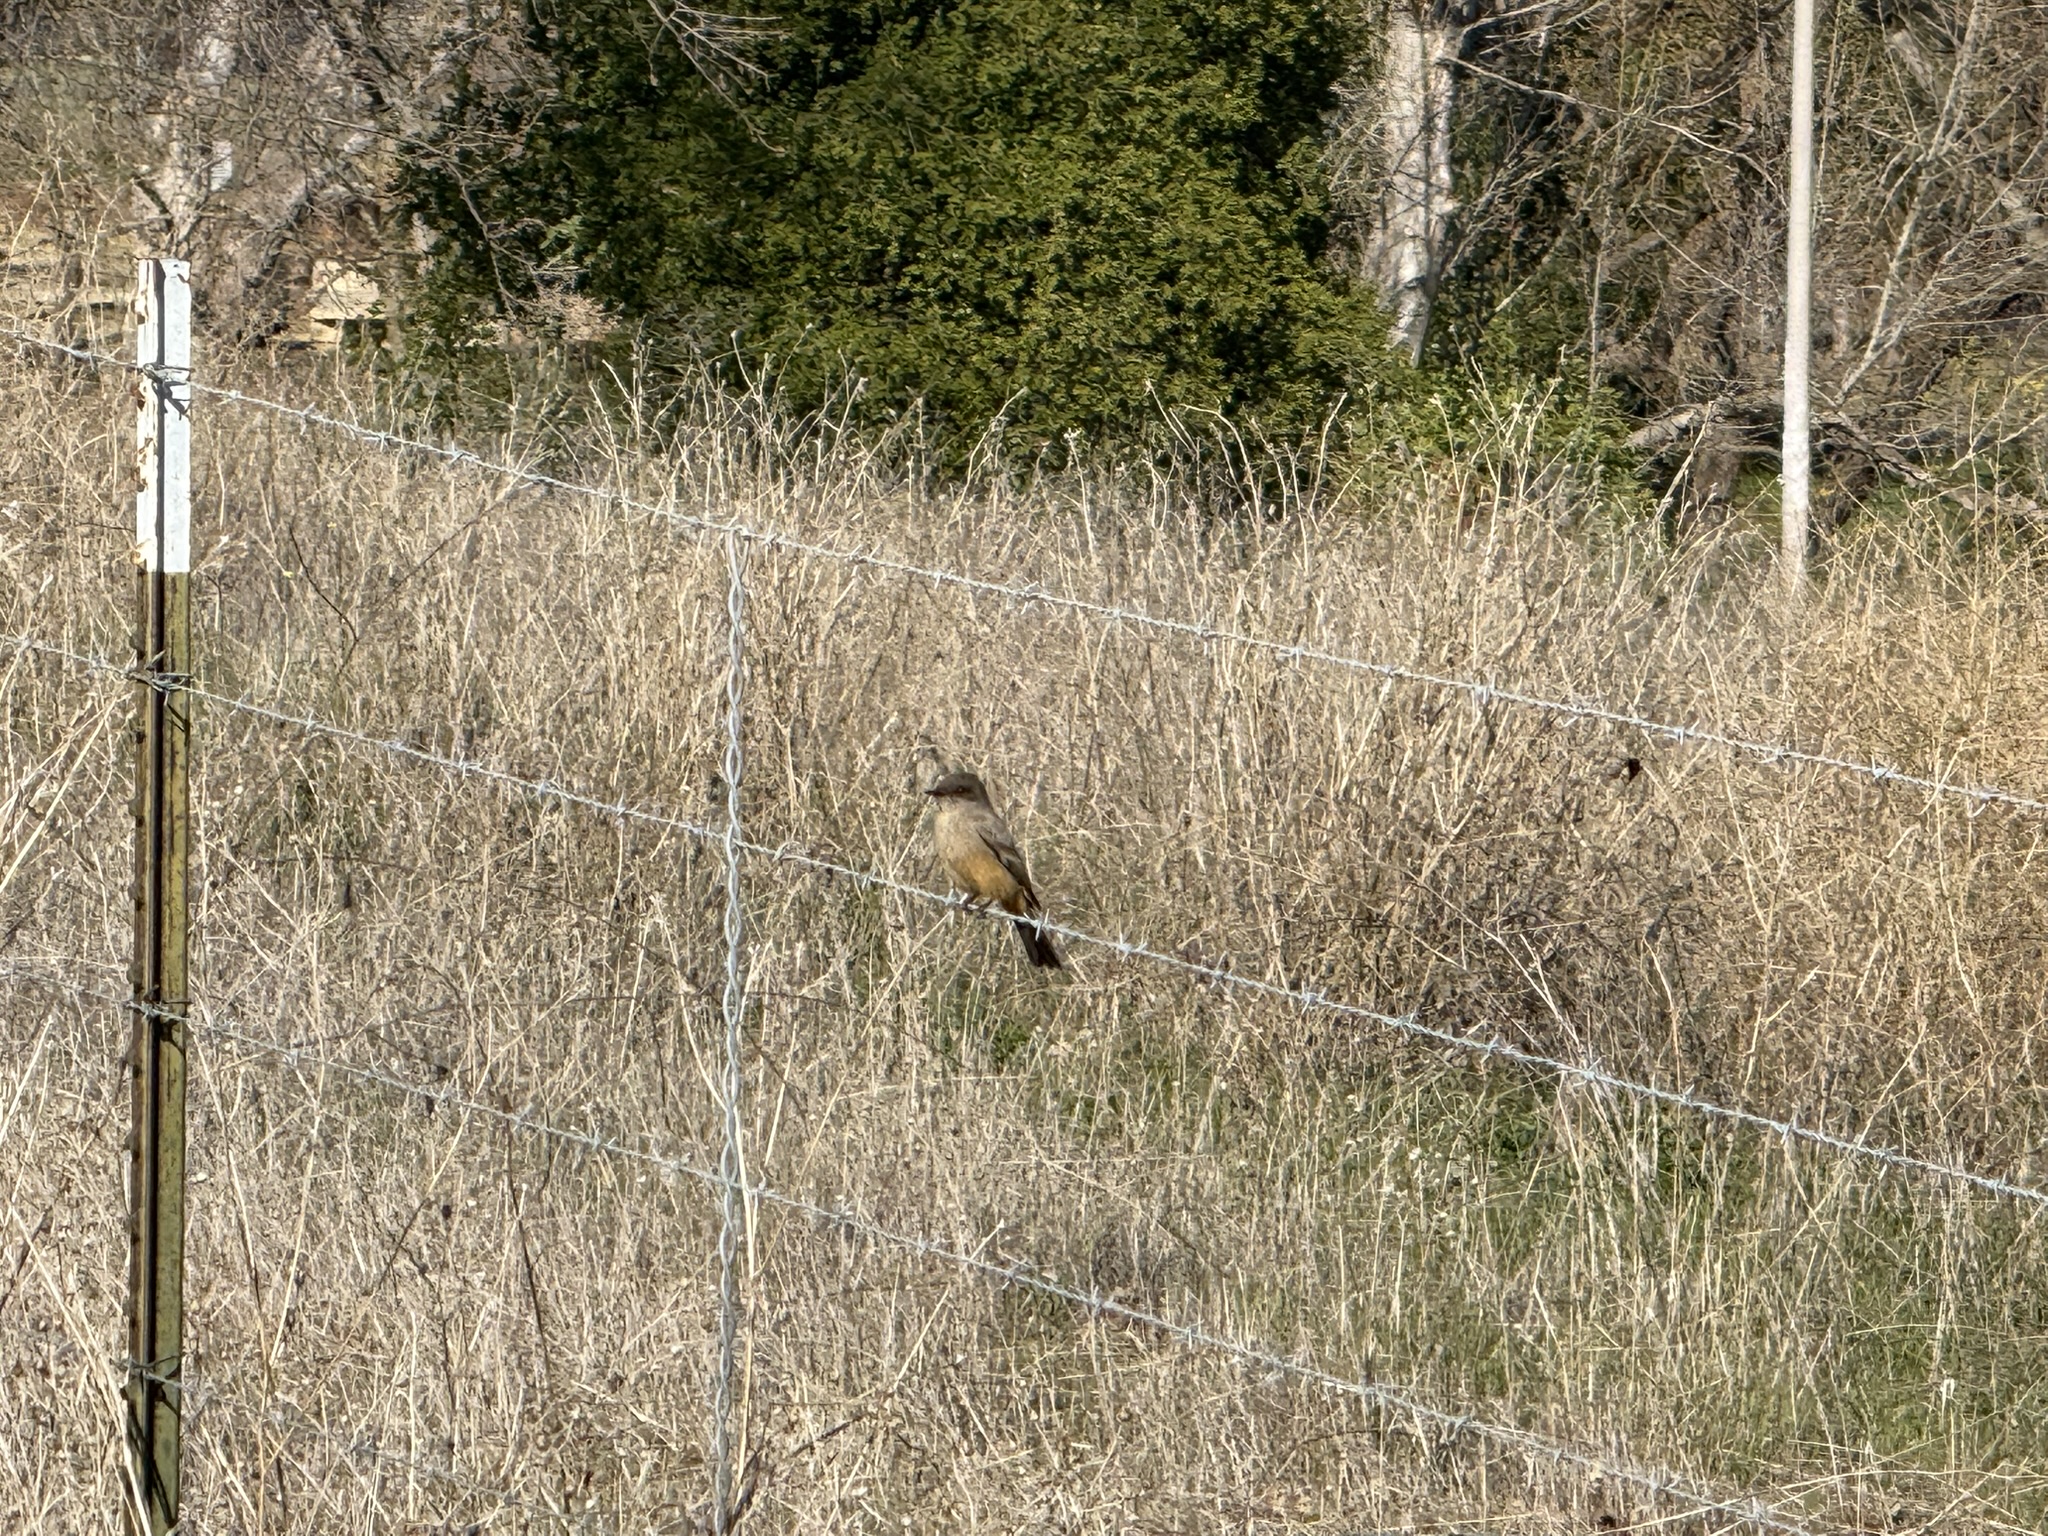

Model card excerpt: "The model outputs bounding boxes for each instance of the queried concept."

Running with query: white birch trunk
[142,0,243,252]
[1365,0,1463,364]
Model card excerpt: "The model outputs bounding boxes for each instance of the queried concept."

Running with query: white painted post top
[135,259,192,575]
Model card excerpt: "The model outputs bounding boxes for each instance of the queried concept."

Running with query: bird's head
[925,770,988,802]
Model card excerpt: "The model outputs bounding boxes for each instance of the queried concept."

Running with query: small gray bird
[924,770,1062,969]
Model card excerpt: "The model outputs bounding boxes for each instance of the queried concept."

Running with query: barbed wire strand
[9,628,2046,1215]
[175,1006,1820,1536]
[0,328,1930,1536]
[17,961,1816,1536]
[16,968,696,1532]
[5,326,2045,821]
[712,527,749,1534]
[1,327,148,373]
[13,968,667,1532]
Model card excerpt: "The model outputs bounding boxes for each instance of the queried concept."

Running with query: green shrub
[404,0,1389,441]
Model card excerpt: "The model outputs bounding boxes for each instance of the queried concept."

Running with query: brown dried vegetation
[5,331,2048,1533]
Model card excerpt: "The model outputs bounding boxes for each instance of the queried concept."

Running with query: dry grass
[6,331,2048,1535]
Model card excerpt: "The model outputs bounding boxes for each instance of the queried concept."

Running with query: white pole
[1781,0,1815,587]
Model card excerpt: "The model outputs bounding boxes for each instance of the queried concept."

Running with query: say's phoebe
[925,770,1063,969]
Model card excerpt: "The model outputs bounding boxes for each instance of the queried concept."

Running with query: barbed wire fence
[12,632,2048,1217]
[0,961,1836,1536]
[6,292,2048,1532]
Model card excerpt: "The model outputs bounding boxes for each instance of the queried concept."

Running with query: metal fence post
[127,256,192,1536]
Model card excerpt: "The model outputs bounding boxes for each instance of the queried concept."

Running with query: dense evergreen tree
[404,0,1386,437]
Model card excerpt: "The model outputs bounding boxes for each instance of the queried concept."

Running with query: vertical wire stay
[711,526,749,1533]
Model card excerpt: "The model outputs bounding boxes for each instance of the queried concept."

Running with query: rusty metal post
[127,256,191,1536]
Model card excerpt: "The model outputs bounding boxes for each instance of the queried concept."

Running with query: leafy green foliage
[404,0,1388,440]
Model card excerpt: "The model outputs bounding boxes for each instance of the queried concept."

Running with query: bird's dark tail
[1013,916,1063,969]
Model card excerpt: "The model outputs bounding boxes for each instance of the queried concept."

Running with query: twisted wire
[175,1008,1821,1536]
[1,327,149,373]
[0,328,2004,1536]
[10,967,672,1529]
[21,959,1824,1535]
[159,390,2048,818]
[4,326,2042,820]
[712,527,749,1533]
[8,629,2044,1213]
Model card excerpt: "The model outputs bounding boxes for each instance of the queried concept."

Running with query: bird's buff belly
[940,837,1025,910]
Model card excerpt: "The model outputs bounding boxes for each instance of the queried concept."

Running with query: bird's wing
[976,820,1039,908]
